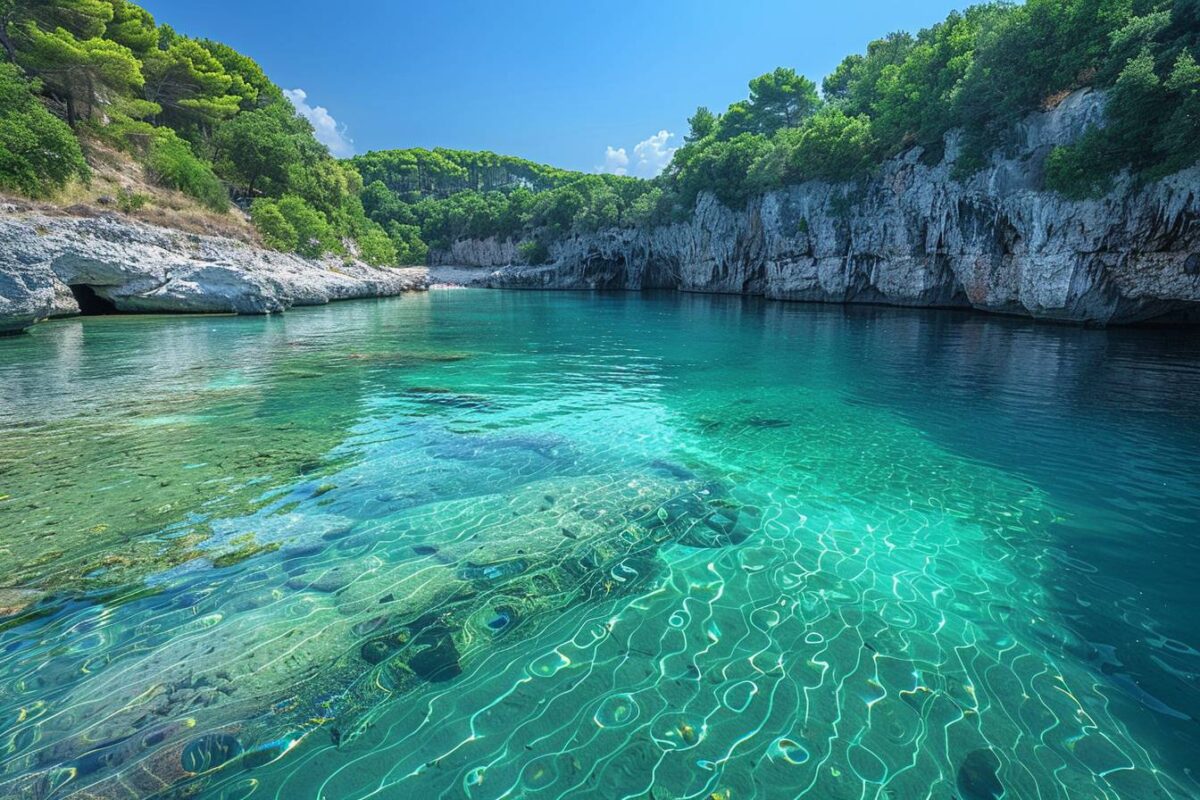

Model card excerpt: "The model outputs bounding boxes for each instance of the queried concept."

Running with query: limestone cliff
[443,90,1200,325]
[0,208,426,334]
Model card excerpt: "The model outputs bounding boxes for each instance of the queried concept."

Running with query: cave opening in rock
[68,284,119,316]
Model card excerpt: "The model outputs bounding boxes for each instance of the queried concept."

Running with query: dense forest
[0,0,398,264]
[2,0,1198,266]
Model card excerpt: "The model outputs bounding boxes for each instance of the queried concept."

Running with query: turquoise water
[1,290,1198,799]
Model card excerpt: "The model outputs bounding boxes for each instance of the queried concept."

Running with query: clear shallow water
[0,290,1198,799]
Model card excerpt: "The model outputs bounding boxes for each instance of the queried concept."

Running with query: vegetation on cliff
[0,0,1197,265]
[352,0,1200,261]
[0,0,397,264]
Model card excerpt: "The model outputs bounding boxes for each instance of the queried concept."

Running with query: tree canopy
[0,0,397,264]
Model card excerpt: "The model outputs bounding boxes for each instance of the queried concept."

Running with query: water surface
[1,290,1198,799]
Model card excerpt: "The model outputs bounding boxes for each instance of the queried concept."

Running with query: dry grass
[1040,89,1074,111]
[1,137,262,245]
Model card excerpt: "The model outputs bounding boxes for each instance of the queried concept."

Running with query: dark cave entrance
[69,284,119,316]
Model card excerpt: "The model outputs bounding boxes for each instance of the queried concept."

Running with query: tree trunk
[0,22,16,63]
[85,75,95,122]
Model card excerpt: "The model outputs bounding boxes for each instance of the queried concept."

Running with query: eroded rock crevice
[68,283,119,316]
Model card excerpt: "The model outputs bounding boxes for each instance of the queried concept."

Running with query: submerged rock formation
[0,467,758,798]
[447,90,1200,325]
[0,208,426,334]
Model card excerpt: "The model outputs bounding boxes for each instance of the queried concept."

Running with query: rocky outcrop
[0,209,426,334]
[449,90,1200,325]
[429,236,519,268]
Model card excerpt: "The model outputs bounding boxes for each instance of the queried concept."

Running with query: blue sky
[138,0,965,174]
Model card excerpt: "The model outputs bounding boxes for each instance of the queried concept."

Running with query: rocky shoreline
[437,90,1200,326]
[0,208,427,334]
[4,90,1199,331]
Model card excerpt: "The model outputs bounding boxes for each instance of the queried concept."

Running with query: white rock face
[444,90,1200,325]
[0,210,426,333]
[429,236,519,267]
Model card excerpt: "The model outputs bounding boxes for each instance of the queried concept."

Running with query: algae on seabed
[0,321,476,602]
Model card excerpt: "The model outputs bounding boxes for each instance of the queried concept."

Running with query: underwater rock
[181,733,243,774]
[352,615,390,636]
[0,588,44,617]
[405,387,494,410]
[649,459,697,480]
[486,608,515,633]
[746,416,791,429]
[458,558,529,583]
[288,564,358,593]
[320,524,356,541]
[360,639,394,665]
[957,749,1003,800]
[643,482,755,549]
[430,433,568,461]
[280,542,323,560]
[407,628,463,683]
[64,739,130,778]
[241,738,291,769]
[17,472,688,794]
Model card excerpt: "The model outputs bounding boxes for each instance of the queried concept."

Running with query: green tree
[1,0,114,58]
[352,223,397,266]
[198,39,275,110]
[675,132,772,208]
[213,103,299,195]
[518,239,550,265]
[141,37,241,124]
[276,195,335,257]
[777,108,878,183]
[822,32,913,115]
[1156,49,1200,173]
[0,60,88,195]
[686,106,717,142]
[747,67,820,132]
[13,21,142,124]
[103,0,156,55]
[386,221,428,264]
[250,198,298,251]
[143,126,227,210]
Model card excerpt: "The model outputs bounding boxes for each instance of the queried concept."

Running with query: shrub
[116,187,149,213]
[144,128,229,211]
[276,196,335,257]
[1045,129,1116,200]
[354,224,398,267]
[518,239,551,265]
[674,132,774,208]
[387,222,429,265]
[250,199,298,251]
[0,63,89,197]
[781,109,877,183]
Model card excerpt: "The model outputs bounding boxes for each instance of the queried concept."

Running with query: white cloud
[597,130,677,178]
[283,88,354,158]
[632,130,676,177]
[598,145,629,176]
